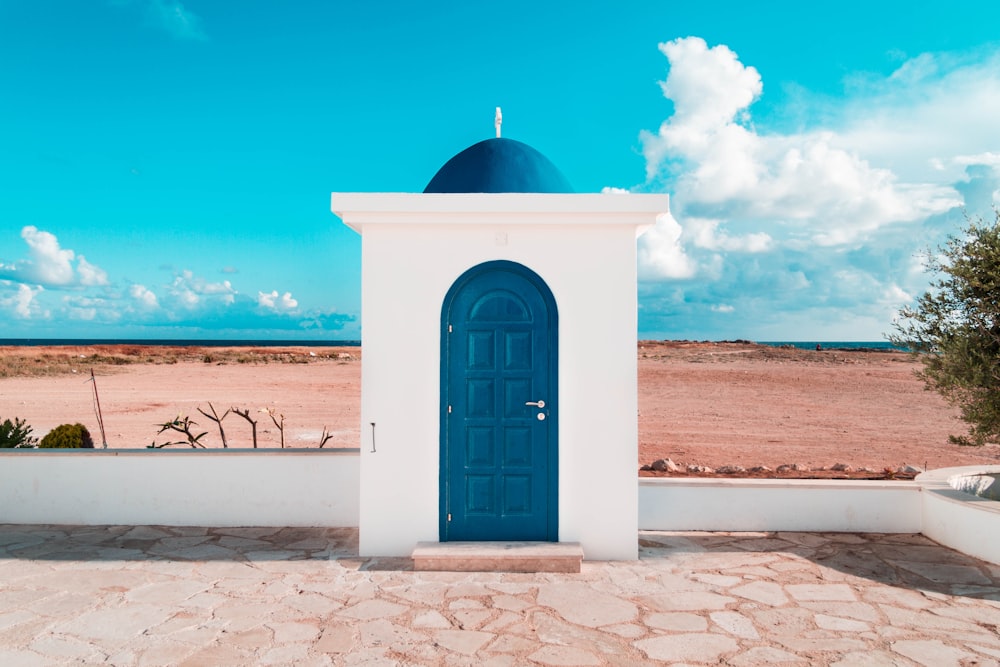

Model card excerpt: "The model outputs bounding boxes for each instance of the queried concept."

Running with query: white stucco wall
[0,449,359,527]
[639,478,923,533]
[918,466,1000,566]
[9,451,1000,568]
[334,193,668,560]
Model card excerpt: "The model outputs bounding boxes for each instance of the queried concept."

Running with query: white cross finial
[495,107,502,138]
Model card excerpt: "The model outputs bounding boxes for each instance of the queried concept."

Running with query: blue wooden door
[441,261,558,542]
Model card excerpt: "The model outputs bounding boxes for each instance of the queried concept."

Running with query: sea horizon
[0,338,899,351]
[0,338,362,348]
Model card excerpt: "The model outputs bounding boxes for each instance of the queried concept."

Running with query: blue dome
[424,138,574,194]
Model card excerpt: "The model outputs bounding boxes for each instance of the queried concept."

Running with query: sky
[2,1,999,342]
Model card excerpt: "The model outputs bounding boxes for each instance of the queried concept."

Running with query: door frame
[439,260,559,542]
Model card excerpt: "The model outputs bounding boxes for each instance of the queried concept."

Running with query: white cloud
[954,152,1000,168]
[835,50,1000,184]
[258,290,299,313]
[686,217,773,253]
[0,226,110,288]
[656,38,761,135]
[167,270,236,310]
[63,295,123,323]
[0,282,45,319]
[129,284,159,309]
[0,254,355,336]
[637,212,697,280]
[641,37,960,257]
[635,37,1000,340]
[20,226,75,285]
[67,304,97,322]
[77,255,109,286]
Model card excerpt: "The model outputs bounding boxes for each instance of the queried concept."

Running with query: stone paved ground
[3,526,1000,665]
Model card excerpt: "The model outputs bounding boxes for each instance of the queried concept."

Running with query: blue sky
[2,1,999,341]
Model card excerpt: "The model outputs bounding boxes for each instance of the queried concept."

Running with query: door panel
[441,261,557,542]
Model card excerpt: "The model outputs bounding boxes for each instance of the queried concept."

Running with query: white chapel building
[332,119,668,560]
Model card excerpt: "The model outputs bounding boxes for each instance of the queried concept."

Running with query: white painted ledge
[918,465,1000,566]
[331,192,669,233]
[0,449,360,527]
[6,456,1000,568]
[639,477,923,533]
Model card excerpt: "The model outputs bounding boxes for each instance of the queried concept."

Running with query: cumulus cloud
[0,226,110,289]
[638,213,696,280]
[641,37,960,252]
[20,226,75,285]
[635,36,1000,340]
[836,50,1000,183]
[258,290,299,313]
[129,284,159,309]
[77,255,109,286]
[143,271,351,333]
[63,295,113,323]
[0,244,356,336]
[656,37,761,138]
[167,270,236,310]
[686,217,773,253]
[0,282,46,320]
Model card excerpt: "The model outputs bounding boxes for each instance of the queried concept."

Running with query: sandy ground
[3,341,1000,477]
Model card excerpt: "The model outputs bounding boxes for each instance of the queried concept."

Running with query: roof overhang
[331,193,670,237]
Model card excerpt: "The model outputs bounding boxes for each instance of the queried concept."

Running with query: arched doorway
[440,260,558,541]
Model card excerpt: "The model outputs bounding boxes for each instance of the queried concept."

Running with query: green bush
[891,212,1000,445]
[39,423,94,449]
[0,417,38,448]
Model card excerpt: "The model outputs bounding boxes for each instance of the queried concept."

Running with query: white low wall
[0,449,360,527]
[9,456,1000,568]
[639,477,923,534]
[918,465,1000,566]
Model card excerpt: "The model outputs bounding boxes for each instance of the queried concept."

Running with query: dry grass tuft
[0,346,360,378]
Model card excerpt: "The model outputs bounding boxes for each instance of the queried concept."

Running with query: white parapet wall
[11,455,1000,570]
[0,449,360,527]
[918,465,1000,566]
[639,477,923,534]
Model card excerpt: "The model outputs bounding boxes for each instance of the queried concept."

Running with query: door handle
[525,400,546,408]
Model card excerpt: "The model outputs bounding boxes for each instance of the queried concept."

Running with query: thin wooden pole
[88,369,108,448]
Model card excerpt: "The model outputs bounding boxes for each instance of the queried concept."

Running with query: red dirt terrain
[2,341,999,479]
[638,340,1000,479]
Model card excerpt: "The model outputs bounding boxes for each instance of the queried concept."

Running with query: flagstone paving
[2,526,1000,665]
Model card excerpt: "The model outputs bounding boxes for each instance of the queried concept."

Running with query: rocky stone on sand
[687,465,715,474]
[831,463,852,472]
[651,458,679,472]
[716,465,746,474]
[776,464,809,472]
[897,464,924,474]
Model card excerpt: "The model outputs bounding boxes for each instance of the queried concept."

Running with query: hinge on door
[448,324,453,333]
[447,514,452,522]
[448,405,452,413]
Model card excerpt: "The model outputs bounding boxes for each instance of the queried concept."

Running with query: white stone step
[411,541,583,573]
